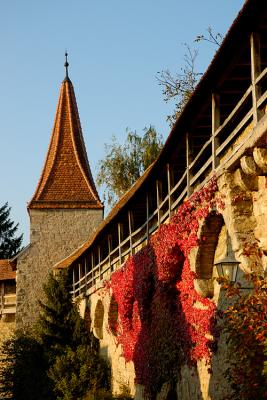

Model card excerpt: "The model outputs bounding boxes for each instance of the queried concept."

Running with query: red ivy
[109,177,221,398]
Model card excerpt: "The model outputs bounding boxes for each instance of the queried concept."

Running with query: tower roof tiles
[28,77,103,210]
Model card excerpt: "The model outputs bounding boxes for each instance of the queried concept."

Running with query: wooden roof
[28,77,103,210]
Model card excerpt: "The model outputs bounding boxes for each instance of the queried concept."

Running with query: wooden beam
[128,211,133,255]
[91,252,94,285]
[108,235,112,270]
[78,263,81,296]
[167,163,174,217]
[84,258,87,290]
[146,194,149,241]
[98,245,101,280]
[118,223,122,265]
[250,32,262,123]
[186,133,193,196]
[212,93,220,169]
[72,268,75,296]
[156,180,163,225]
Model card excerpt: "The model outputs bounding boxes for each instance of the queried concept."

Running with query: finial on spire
[64,51,69,78]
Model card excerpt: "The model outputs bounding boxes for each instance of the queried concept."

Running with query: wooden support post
[146,194,149,241]
[0,283,3,311]
[186,133,193,195]
[78,263,81,296]
[212,94,220,170]
[118,223,122,265]
[250,32,262,124]
[128,211,133,255]
[91,252,94,286]
[84,257,88,292]
[156,180,163,226]
[98,245,101,280]
[72,267,75,297]
[108,234,112,271]
[167,163,173,217]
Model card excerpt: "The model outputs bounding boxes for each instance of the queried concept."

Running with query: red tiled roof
[0,260,16,281]
[28,77,103,210]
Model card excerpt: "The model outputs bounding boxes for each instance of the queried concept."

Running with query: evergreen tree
[0,271,112,400]
[0,202,23,258]
[0,333,53,400]
[37,270,110,400]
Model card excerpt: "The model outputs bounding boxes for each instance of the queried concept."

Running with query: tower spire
[28,74,103,210]
[64,51,69,78]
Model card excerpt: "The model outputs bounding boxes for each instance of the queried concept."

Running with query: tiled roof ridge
[28,77,103,210]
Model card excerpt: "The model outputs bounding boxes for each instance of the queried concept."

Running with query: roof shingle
[28,77,103,210]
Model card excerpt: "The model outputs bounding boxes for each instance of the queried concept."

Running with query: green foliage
[96,126,163,207]
[222,274,267,399]
[37,270,110,400]
[37,270,90,356]
[0,202,23,258]
[0,271,111,400]
[84,386,133,400]
[0,333,53,400]
[49,345,109,400]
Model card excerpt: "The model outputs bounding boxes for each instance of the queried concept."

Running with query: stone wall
[16,208,102,329]
[82,156,267,399]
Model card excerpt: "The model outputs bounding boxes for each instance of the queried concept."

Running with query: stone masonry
[16,209,102,329]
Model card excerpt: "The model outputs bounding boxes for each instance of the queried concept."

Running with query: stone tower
[16,60,103,329]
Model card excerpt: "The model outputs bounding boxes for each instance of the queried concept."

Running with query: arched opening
[108,295,118,336]
[195,212,224,297]
[94,299,104,339]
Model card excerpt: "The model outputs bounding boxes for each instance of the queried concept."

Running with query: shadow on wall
[130,234,203,400]
[94,299,104,340]
[207,287,233,400]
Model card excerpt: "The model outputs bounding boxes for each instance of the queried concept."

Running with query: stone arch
[194,212,224,297]
[93,299,104,339]
[108,295,118,336]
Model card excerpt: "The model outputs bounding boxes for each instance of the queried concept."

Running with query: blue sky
[0,0,244,244]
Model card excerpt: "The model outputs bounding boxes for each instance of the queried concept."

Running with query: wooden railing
[71,34,267,298]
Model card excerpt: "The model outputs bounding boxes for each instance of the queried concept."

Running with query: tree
[0,202,23,258]
[157,44,201,127]
[195,26,223,47]
[97,126,163,207]
[37,270,110,400]
[0,271,111,400]
[157,28,222,127]
[0,333,53,400]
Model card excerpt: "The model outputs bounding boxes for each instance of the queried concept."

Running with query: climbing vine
[219,273,267,400]
[107,177,222,399]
